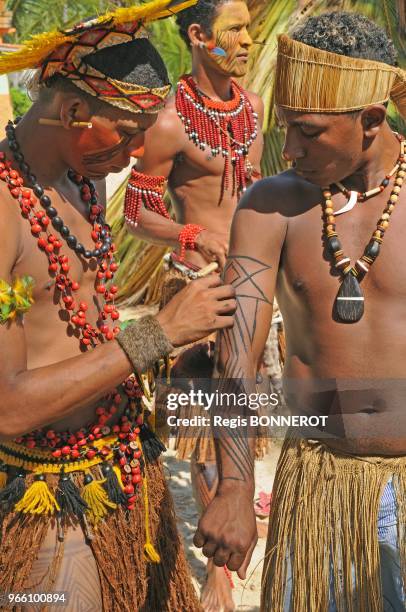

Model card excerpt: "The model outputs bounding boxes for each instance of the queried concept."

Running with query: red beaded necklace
[0,157,120,347]
[176,74,258,203]
[1,120,161,510]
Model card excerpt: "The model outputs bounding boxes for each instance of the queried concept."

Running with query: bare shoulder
[140,95,185,171]
[148,95,183,139]
[245,89,263,112]
[244,89,264,121]
[0,179,24,276]
[231,170,322,256]
[238,169,321,217]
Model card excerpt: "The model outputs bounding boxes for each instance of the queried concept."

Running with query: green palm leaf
[245,0,405,178]
[6,0,133,40]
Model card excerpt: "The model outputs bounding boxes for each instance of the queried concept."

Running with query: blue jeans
[283,479,405,611]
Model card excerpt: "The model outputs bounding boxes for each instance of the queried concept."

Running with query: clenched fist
[194,484,258,579]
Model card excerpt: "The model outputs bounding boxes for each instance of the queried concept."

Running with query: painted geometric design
[129,94,164,109]
[221,256,273,352]
[226,257,271,304]
[77,29,108,46]
[39,18,169,114]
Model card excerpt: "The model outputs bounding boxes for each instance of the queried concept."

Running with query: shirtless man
[126,0,263,270]
[0,5,236,610]
[194,12,406,611]
[123,2,263,609]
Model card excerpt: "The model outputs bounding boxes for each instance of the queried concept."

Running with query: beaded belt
[0,429,164,561]
[163,252,218,280]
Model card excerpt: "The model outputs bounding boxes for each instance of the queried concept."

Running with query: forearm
[212,246,276,497]
[1,341,131,438]
[129,207,184,248]
[213,353,257,498]
[124,168,206,252]
[1,317,172,438]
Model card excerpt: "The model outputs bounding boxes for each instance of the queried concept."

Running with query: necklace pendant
[334,190,358,216]
[334,271,364,323]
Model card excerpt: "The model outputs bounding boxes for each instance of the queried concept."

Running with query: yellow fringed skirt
[0,438,201,611]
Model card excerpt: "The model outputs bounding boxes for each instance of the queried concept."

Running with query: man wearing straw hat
[194,11,406,610]
[0,2,239,609]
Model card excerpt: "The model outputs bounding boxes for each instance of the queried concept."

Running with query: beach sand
[164,442,282,611]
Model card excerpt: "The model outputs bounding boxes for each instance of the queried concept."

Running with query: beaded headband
[275,34,406,118]
[0,0,198,114]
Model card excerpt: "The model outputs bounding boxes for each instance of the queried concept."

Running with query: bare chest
[12,190,110,367]
[172,138,232,183]
[280,195,406,310]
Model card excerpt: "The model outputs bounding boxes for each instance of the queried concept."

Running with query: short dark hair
[176,0,230,46]
[85,38,169,88]
[39,38,169,112]
[292,11,398,66]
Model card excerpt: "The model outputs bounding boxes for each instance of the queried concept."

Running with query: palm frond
[245,0,406,178]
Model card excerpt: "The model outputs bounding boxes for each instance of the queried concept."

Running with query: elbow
[0,415,33,441]
[0,422,21,442]
[0,385,29,440]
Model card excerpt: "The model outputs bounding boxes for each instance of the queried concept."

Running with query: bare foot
[200,559,236,612]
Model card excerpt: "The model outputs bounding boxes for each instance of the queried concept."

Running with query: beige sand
[164,443,282,611]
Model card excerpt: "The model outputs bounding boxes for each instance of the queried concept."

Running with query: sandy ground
[163,443,282,611]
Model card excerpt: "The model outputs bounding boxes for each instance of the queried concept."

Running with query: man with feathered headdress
[194,11,406,611]
[0,2,237,608]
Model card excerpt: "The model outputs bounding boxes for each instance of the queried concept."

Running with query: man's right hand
[155,274,236,347]
[194,485,258,579]
[195,230,229,270]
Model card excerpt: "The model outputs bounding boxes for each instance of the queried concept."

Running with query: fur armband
[116,315,173,372]
[0,276,34,324]
[124,169,170,228]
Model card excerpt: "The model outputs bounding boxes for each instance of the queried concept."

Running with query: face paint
[212,30,245,75]
[204,1,251,77]
[83,133,133,166]
[66,109,154,179]
[75,118,123,167]
[75,116,145,174]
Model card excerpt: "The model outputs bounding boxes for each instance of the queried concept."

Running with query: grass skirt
[261,437,406,612]
[0,458,201,611]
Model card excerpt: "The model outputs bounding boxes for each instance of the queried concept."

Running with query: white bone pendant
[334,190,358,216]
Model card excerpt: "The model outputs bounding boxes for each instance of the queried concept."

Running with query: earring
[70,121,93,129]
[38,118,93,129]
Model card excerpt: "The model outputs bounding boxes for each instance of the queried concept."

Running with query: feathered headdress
[0,0,197,114]
[275,34,406,119]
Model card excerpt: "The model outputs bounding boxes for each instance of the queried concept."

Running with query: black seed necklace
[322,135,405,323]
[6,119,111,260]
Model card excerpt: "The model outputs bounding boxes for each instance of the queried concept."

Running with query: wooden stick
[38,118,63,127]
[196,262,219,277]
[38,119,93,129]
